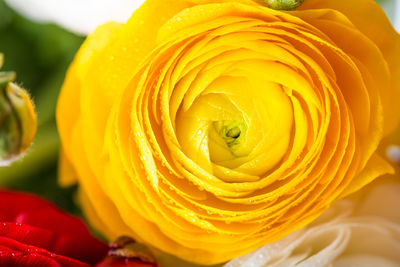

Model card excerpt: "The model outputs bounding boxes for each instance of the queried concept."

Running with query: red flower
[0,190,108,266]
[96,258,157,267]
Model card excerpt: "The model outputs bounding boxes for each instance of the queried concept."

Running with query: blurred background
[0,0,84,214]
[0,0,398,217]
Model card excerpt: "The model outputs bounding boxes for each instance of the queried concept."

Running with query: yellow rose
[57,0,400,264]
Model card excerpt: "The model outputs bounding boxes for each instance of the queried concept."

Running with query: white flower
[4,0,145,35]
[396,0,400,32]
[224,181,400,267]
[4,0,400,34]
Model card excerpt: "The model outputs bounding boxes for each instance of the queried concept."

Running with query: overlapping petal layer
[57,0,400,264]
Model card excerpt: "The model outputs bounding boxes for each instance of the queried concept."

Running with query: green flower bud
[263,0,304,10]
[0,54,37,166]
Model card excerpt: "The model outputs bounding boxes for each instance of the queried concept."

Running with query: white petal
[334,255,400,267]
[396,0,400,33]
[356,183,400,221]
[224,183,400,267]
[4,0,145,35]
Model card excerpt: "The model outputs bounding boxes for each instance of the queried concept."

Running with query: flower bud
[96,236,160,267]
[263,0,304,10]
[0,55,36,165]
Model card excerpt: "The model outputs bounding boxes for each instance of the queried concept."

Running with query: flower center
[175,61,295,176]
[226,126,240,139]
[213,120,246,149]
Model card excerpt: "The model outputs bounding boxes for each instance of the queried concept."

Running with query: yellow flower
[57,0,400,264]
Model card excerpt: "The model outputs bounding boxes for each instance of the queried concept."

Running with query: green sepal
[263,0,304,10]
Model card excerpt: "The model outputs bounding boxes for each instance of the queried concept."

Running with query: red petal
[96,257,158,267]
[14,209,87,236]
[52,233,109,265]
[0,190,108,264]
[0,251,61,267]
[0,191,51,221]
[0,236,90,267]
[0,222,53,249]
